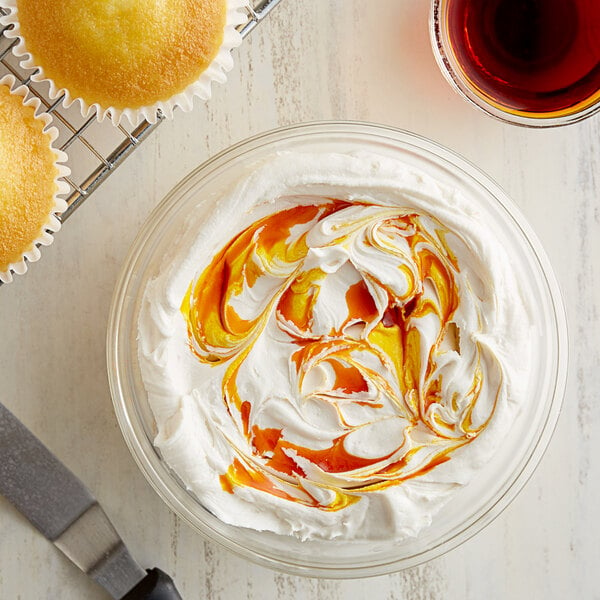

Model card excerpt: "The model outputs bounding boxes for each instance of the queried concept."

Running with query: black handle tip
[121,568,183,600]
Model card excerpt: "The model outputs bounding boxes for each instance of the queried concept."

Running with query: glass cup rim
[429,0,600,128]
[107,120,569,577]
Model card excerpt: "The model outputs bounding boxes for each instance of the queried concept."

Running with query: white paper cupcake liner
[0,74,70,284]
[0,0,250,127]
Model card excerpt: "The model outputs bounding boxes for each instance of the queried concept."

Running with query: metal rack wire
[0,0,282,223]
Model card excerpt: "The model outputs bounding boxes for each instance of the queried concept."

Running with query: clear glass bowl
[430,0,600,127]
[107,121,568,577]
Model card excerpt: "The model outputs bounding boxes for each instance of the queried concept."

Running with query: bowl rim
[107,120,569,577]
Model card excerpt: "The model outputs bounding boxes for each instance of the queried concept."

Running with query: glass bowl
[430,0,600,127]
[107,121,567,577]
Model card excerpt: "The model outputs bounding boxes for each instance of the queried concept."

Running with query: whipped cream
[138,151,531,541]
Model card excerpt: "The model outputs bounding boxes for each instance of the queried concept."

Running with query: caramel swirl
[183,198,500,511]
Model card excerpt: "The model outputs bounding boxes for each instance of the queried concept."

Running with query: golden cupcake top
[0,83,60,276]
[15,0,227,110]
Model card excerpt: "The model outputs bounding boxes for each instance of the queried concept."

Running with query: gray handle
[121,569,183,600]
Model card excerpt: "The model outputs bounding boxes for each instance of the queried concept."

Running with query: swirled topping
[139,151,529,540]
[183,198,500,511]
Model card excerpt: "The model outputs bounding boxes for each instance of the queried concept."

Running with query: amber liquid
[446,0,600,116]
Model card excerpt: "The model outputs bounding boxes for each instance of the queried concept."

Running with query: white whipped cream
[138,151,531,541]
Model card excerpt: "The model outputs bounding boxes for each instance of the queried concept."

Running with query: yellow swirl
[182,199,498,510]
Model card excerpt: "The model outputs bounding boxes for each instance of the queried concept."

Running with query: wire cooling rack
[0,0,282,223]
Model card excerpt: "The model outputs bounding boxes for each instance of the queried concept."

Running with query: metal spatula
[0,402,183,599]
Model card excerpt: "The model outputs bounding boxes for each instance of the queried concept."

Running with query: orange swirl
[183,199,497,511]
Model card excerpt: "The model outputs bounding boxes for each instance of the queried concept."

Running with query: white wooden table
[1,1,597,598]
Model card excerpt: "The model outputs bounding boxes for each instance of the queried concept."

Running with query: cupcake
[0,0,249,126]
[0,75,69,284]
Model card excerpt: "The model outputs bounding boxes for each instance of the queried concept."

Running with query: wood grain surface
[1,1,597,598]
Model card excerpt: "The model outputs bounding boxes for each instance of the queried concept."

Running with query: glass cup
[430,0,600,127]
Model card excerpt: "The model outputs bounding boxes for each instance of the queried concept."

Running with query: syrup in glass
[446,0,600,118]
